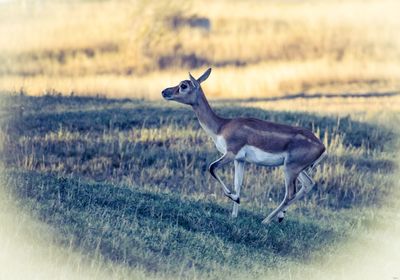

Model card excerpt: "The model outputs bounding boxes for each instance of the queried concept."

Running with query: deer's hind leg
[277,170,314,222]
[286,150,326,206]
[263,142,325,223]
[262,165,300,224]
[286,151,326,205]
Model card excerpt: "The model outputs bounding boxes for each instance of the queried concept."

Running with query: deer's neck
[192,89,226,135]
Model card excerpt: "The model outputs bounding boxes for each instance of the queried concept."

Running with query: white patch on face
[235,145,285,166]
[198,121,227,154]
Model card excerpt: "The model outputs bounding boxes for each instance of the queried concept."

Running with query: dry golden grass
[1,0,400,99]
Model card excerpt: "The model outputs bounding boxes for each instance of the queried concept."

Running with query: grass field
[1,0,400,279]
[0,93,398,279]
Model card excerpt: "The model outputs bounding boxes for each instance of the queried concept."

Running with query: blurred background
[1,0,400,100]
[1,1,400,280]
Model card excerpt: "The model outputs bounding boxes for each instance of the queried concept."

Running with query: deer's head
[162,68,211,106]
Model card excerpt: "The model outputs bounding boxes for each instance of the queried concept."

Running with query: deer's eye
[180,83,187,90]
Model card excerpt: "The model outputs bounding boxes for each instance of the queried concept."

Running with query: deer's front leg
[232,160,244,218]
[209,152,239,203]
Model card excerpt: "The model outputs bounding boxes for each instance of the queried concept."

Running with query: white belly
[236,145,285,166]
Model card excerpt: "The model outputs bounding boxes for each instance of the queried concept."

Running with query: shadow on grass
[214,90,400,103]
[4,171,338,276]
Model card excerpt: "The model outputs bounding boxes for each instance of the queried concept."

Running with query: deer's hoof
[235,197,240,204]
[229,194,240,204]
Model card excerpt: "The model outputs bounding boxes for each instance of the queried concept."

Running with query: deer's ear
[198,68,211,84]
[189,72,200,89]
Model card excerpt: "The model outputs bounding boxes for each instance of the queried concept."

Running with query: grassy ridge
[3,170,364,279]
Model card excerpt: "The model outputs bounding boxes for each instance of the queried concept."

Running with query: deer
[161,68,326,224]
